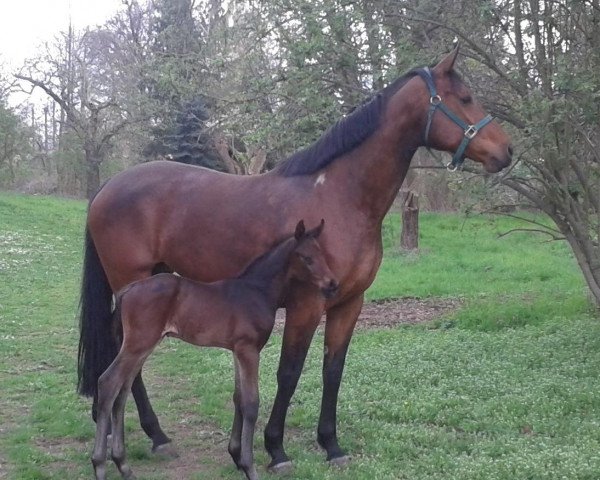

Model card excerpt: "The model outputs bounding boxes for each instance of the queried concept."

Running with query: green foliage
[372,213,585,306]
[0,102,34,187]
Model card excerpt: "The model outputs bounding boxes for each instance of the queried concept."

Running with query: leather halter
[416,67,493,171]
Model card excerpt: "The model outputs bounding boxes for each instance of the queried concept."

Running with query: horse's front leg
[264,296,323,472]
[318,294,363,464]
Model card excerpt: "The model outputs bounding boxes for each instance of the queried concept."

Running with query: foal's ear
[309,219,325,238]
[295,220,306,240]
[433,44,460,73]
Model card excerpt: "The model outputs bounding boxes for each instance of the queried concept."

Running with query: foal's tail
[77,226,118,397]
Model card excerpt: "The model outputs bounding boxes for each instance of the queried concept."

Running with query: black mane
[239,236,297,284]
[274,69,421,177]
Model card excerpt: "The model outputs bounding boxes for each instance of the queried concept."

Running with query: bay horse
[78,47,513,471]
[91,220,337,480]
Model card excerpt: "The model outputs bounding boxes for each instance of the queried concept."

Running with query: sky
[0,0,123,69]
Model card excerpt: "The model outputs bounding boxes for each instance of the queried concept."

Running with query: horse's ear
[433,44,460,73]
[295,220,306,240]
[306,219,325,238]
[314,218,325,238]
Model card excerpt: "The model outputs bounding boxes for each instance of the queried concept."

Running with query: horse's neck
[317,84,422,222]
[329,130,419,222]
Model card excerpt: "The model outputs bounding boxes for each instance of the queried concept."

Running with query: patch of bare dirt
[34,436,89,476]
[274,297,462,332]
[134,417,232,480]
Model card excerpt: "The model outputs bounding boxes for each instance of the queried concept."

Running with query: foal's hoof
[267,460,293,475]
[328,455,351,468]
[121,466,137,480]
[152,442,179,459]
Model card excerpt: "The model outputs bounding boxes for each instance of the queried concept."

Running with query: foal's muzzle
[321,279,339,299]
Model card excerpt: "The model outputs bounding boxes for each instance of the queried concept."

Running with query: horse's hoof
[152,442,179,459]
[267,460,293,475]
[328,455,351,468]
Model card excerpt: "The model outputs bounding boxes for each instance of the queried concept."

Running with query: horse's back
[87,162,276,287]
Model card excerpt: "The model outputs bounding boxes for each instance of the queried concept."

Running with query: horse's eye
[460,96,472,105]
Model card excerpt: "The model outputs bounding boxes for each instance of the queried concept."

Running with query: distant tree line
[0,0,598,305]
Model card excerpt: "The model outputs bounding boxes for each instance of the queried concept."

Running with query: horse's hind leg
[131,373,175,455]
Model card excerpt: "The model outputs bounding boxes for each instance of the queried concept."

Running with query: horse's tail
[77,225,118,397]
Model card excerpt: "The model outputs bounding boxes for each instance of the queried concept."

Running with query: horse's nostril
[507,144,514,157]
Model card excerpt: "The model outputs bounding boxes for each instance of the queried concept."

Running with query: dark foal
[91,220,337,480]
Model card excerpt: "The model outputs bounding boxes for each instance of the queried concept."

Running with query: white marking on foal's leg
[314,173,326,188]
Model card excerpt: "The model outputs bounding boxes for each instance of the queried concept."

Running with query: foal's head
[289,220,338,299]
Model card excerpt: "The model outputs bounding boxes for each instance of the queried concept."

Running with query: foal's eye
[460,96,473,105]
[302,255,313,265]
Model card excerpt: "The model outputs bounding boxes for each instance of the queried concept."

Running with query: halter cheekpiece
[416,67,493,171]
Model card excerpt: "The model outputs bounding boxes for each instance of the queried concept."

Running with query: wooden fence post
[401,191,419,251]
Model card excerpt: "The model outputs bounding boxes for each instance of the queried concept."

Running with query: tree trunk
[401,191,419,251]
[248,148,267,175]
[86,154,100,200]
[214,135,241,174]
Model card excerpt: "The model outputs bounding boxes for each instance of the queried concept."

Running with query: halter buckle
[464,125,478,139]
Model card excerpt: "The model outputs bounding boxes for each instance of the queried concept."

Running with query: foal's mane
[239,236,297,283]
[273,68,421,177]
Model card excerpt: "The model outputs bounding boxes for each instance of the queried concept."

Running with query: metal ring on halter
[430,95,442,105]
[446,161,459,172]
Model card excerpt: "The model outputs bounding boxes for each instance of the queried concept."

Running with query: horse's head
[289,219,338,299]
[411,46,513,173]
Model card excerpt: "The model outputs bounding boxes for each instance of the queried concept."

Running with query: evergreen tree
[163,98,225,171]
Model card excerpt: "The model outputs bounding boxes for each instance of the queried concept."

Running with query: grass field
[0,191,598,480]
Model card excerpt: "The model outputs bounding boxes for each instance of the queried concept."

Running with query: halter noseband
[416,67,493,171]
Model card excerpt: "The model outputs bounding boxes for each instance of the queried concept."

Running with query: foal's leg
[228,364,243,468]
[111,369,142,480]
[90,337,171,454]
[113,264,173,455]
[132,266,173,454]
[317,294,363,464]
[92,355,138,479]
[91,381,114,480]
[264,300,323,471]
[234,346,260,480]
